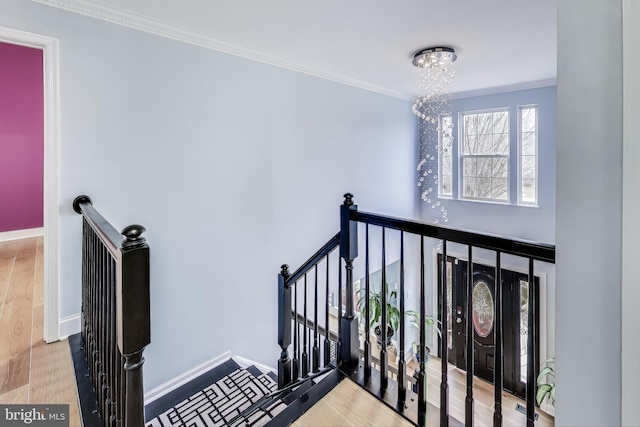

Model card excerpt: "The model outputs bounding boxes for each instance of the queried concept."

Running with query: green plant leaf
[537,366,555,384]
[536,384,552,406]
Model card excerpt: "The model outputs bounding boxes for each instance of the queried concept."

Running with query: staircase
[144,358,338,427]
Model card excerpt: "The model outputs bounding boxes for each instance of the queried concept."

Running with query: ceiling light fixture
[412,46,456,225]
[411,47,457,68]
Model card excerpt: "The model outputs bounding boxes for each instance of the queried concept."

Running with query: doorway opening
[0,26,60,343]
[438,254,540,400]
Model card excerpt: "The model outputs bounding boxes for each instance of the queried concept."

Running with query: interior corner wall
[0,41,44,233]
[557,1,623,426]
[0,0,417,391]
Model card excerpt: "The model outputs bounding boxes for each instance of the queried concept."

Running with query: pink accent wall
[0,42,44,233]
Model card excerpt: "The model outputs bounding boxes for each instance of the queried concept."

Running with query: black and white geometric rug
[145,359,286,427]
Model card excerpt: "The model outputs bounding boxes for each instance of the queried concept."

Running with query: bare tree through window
[461,110,509,201]
[519,107,537,204]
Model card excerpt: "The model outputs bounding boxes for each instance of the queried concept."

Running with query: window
[519,106,538,204]
[460,109,509,202]
[439,115,453,197]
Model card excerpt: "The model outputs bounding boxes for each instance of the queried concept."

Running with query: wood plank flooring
[0,237,81,425]
[293,378,414,427]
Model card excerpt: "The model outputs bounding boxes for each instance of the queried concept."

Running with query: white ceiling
[46,0,557,99]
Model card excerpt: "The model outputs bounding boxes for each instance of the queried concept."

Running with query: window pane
[442,156,452,175]
[494,132,510,154]
[439,115,453,197]
[522,156,536,180]
[492,178,508,200]
[478,134,493,153]
[476,177,492,198]
[477,158,492,177]
[519,106,537,204]
[522,132,535,155]
[492,157,508,178]
[460,109,510,202]
[522,108,536,133]
[494,111,509,133]
[463,177,477,197]
[463,158,477,177]
[442,175,453,195]
[522,179,536,203]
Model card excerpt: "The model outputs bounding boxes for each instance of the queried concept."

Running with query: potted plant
[536,357,555,406]
[356,287,400,347]
[405,310,441,364]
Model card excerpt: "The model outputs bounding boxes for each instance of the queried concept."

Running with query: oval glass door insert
[472,280,494,337]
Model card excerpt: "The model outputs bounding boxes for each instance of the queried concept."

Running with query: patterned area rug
[146,366,286,427]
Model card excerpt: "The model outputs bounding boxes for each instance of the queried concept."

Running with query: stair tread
[145,364,279,426]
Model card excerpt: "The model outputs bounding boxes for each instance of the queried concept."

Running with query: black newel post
[339,193,359,369]
[278,264,293,388]
[118,225,150,427]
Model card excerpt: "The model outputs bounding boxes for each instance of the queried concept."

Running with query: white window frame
[458,108,510,203]
[438,114,453,198]
[518,105,539,206]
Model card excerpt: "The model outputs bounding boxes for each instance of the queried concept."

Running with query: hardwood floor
[293,378,414,427]
[0,237,81,426]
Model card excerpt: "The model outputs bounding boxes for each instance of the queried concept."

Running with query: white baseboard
[0,227,44,242]
[144,351,232,404]
[58,314,81,339]
[233,355,277,374]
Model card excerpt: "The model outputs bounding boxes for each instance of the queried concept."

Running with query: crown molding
[452,78,557,100]
[32,0,410,100]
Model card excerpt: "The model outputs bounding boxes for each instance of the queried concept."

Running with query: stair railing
[73,195,150,427]
[277,193,556,427]
[278,232,340,388]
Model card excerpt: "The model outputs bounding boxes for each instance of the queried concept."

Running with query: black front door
[438,255,539,399]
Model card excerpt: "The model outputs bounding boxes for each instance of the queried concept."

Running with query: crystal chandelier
[412,47,456,224]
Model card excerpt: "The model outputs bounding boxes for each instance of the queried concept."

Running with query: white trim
[32,0,409,101]
[0,26,60,344]
[0,227,44,242]
[58,313,81,339]
[622,0,640,424]
[232,356,277,375]
[144,351,231,404]
[452,79,557,100]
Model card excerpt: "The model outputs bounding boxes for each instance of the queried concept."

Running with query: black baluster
[302,273,309,377]
[293,279,299,381]
[398,231,406,405]
[339,193,359,369]
[364,224,371,381]
[278,265,292,388]
[526,258,536,427]
[441,240,449,427]
[337,257,342,363]
[313,265,320,372]
[418,237,427,427]
[324,255,331,366]
[380,227,388,392]
[466,245,474,426]
[493,251,503,427]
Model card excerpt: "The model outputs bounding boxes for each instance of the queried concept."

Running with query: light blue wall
[422,86,557,244]
[0,1,417,390]
[557,1,622,425]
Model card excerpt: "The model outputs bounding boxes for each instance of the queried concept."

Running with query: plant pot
[374,324,394,347]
